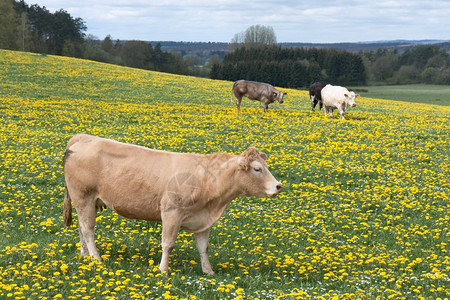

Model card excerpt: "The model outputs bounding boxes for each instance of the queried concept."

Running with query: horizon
[94,38,450,45]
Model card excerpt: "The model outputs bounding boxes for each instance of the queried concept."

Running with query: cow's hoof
[159,267,169,275]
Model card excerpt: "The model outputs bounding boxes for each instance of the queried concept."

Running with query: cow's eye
[253,167,262,173]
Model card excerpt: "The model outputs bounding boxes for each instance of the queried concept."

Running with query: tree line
[95,36,189,74]
[0,0,189,74]
[1,0,88,56]
[362,45,450,85]
[211,46,367,88]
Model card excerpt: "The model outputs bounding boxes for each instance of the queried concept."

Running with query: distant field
[351,84,450,106]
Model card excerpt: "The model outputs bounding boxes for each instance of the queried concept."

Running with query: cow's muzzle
[267,182,282,196]
[276,183,282,193]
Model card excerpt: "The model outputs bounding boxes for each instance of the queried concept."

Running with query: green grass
[0,50,449,299]
[350,84,450,106]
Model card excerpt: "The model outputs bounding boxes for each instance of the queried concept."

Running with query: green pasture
[0,50,449,299]
[351,84,450,106]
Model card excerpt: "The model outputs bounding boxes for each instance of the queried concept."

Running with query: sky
[28,0,450,43]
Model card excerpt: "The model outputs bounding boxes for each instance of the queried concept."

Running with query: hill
[0,50,449,299]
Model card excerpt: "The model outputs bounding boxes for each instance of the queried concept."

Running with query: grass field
[351,84,450,106]
[0,50,449,299]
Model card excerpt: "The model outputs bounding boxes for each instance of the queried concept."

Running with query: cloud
[28,0,450,42]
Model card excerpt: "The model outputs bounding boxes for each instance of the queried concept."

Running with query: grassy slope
[0,50,449,299]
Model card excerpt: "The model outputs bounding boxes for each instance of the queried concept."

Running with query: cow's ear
[344,93,349,98]
[355,94,360,98]
[238,156,249,170]
[273,92,277,97]
[260,152,267,161]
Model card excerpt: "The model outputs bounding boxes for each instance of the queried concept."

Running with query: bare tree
[245,25,277,46]
[229,25,277,51]
[228,31,245,51]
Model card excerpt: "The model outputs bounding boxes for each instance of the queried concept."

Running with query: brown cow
[63,134,282,275]
[231,80,287,113]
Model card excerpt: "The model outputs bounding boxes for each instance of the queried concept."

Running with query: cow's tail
[63,184,73,227]
[230,81,238,103]
[63,138,77,228]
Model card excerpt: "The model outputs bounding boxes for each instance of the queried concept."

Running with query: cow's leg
[77,202,101,261]
[323,105,328,117]
[310,95,316,111]
[314,99,320,111]
[159,210,181,274]
[78,226,89,257]
[262,100,269,113]
[194,229,214,275]
[236,95,242,112]
[338,107,345,119]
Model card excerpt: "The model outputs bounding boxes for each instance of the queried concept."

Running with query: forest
[362,46,450,85]
[210,46,367,87]
[210,44,450,88]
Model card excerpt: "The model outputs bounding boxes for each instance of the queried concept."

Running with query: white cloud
[27,0,450,42]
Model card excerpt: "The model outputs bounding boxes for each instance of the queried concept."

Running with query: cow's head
[345,92,359,107]
[273,90,287,104]
[237,147,282,197]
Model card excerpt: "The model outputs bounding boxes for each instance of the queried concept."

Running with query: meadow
[0,49,449,299]
[353,84,450,106]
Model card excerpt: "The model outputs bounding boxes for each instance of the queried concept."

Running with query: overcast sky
[28,0,450,43]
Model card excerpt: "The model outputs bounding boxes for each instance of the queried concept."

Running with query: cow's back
[64,135,176,220]
[233,80,271,99]
[321,85,349,105]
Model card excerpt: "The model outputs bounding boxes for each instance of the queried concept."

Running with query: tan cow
[63,134,282,275]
